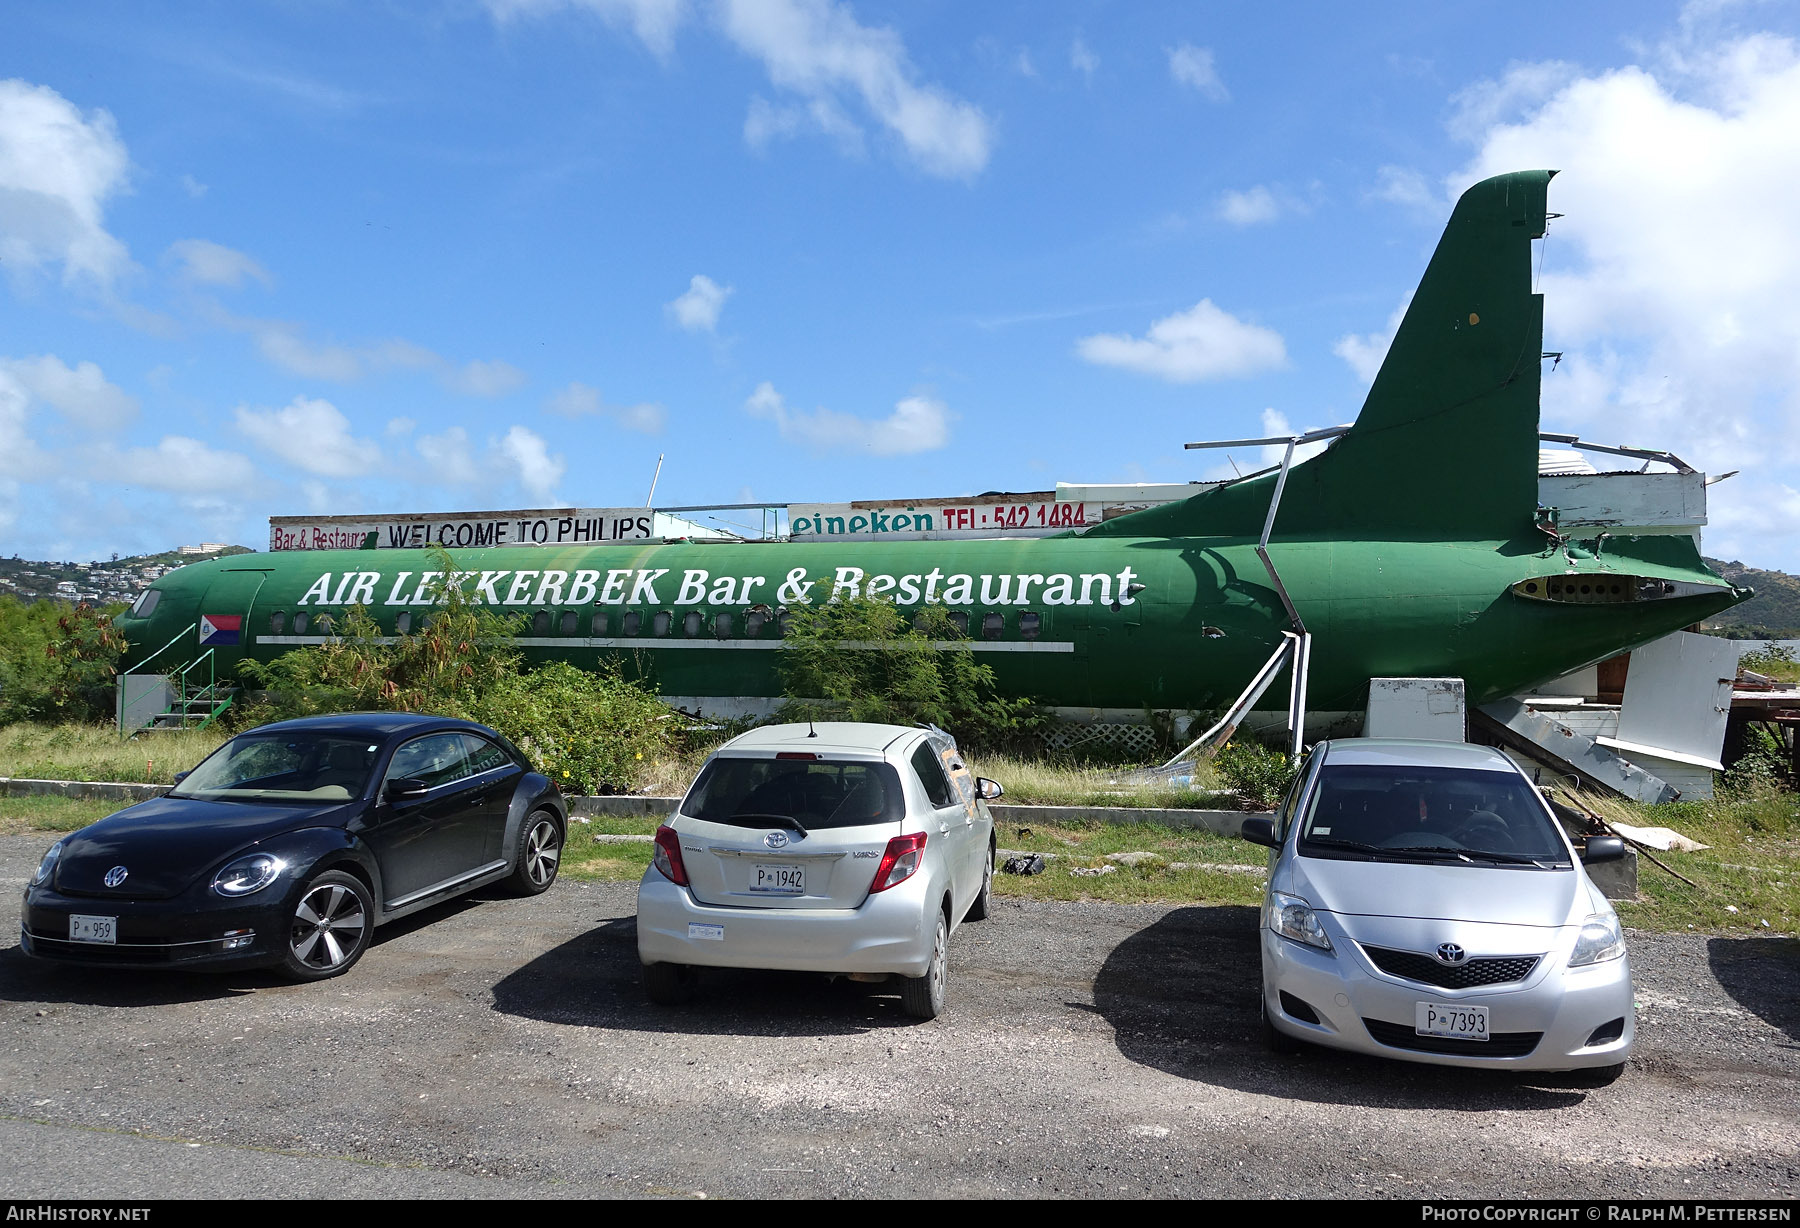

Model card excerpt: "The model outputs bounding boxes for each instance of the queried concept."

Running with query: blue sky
[4,0,1799,567]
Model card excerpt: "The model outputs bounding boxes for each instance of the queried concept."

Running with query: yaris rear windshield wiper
[727,812,810,837]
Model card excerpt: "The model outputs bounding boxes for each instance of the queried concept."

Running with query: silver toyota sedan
[636,722,1000,1019]
[1241,738,1634,1080]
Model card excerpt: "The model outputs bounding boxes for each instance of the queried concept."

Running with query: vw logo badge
[1435,942,1468,965]
[764,831,789,849]
[103,865,129,888]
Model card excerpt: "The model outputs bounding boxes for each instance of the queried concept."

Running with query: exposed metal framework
[1538,431,1697,474]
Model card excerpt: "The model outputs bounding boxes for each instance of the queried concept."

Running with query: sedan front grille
[1363,1018,1542,1058]
[1360,945,1540,990]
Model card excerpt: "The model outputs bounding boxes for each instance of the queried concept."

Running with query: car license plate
[751,863,804,894]
[69,915,117,945]
[1416,1001,1489,1040]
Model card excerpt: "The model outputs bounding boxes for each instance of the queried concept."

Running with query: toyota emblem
[103,865,129,888]
[764,831,789,849]
[1435,942,1468,965]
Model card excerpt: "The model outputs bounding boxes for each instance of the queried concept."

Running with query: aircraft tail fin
[1092,169,1557,542]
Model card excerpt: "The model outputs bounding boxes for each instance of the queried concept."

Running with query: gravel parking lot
[1,832,1795,1200]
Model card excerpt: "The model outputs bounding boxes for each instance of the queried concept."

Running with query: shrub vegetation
[234,550,674,794]
[777,594,1043,750]
[0,597,126,725]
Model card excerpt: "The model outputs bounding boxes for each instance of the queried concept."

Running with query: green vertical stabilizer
[1091,169,1556,543]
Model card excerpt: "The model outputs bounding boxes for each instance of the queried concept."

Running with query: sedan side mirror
[385,777,431,801]
[171,771,190,784]
[1582,835,1626,864]
[975,777,1004,801]
[1240,817,1280,848]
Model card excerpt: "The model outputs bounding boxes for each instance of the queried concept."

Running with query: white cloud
[1332,295,1412,385]
[416,426,482,486]
[235,396,382,478]
[1168,43,1228,101]
[180,173,208,199]
[497,424,566,502]
[667,273,733,332]
[385,416,417,438]
[413,422,567,501]
[0,368,47,480]
[546,380,666,433]
[254,326,365,382]
[744,94,866,156]
[1369,164,1438,211]
[1070,38,1098,81]
[1077,300,1286,383]
[718,0,993,178]
[1447,60,1581,143]
[484,0,689,57]
[1444,18,1800,565]
[110,437,260,493]
[0,79,132,290]
[1215,185,1281,226]
[445,358,528,397]
[483,0,991,177]
[234,314,526,396]
[166,239,271,288]
[745,381,950,454]
[0,355,137,431]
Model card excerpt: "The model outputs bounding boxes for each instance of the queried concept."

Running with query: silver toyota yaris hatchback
[1242,738,1634,1080]
[636,722,1000,1019]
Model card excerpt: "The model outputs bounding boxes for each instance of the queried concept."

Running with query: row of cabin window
[267,608,1048,641]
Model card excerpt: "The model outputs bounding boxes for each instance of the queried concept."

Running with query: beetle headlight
[212,853,286,897]
[1266,891,1333,952]
[32,842,63,887]
[1568,912,1626,967]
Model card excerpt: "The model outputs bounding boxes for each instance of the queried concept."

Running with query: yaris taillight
[652,825,689,887]
[869,832,927,893]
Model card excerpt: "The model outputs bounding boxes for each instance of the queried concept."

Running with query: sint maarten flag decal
[198,615,242,646]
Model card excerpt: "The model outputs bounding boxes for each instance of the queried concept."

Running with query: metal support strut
[1153,428,1326,770]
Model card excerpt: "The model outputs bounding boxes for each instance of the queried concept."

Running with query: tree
[778,594,1041,749]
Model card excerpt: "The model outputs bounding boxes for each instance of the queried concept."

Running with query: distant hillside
[116,545,255,568]
[0,545,255,604]
[1702,558,1800,638]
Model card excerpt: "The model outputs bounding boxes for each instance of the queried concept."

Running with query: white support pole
[1286,631,1312,759]
[1154,632,1298,771]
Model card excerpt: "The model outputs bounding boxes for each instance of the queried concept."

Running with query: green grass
[0,723,228,785]
[990,818,1267,906]
[609,746,1235,810]
[1574,785,1800,935]
[0,795,123,837]
[964,753,1230,809]
[1738,646,1800,684]
[560,816,658,882]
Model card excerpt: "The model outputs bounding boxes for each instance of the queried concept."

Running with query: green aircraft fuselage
[115,170,1749,715]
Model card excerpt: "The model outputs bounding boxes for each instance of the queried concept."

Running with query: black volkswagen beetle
[21,712,567,981]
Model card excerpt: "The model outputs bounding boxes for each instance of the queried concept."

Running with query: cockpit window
[128,589,161,618]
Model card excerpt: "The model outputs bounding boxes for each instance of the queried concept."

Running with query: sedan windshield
[682,758,904,830]
[1297,764,1571,865]
[169,733,382,803]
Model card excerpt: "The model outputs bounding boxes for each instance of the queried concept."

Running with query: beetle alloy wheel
[289,882,368,972]
[524,818,562,888]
